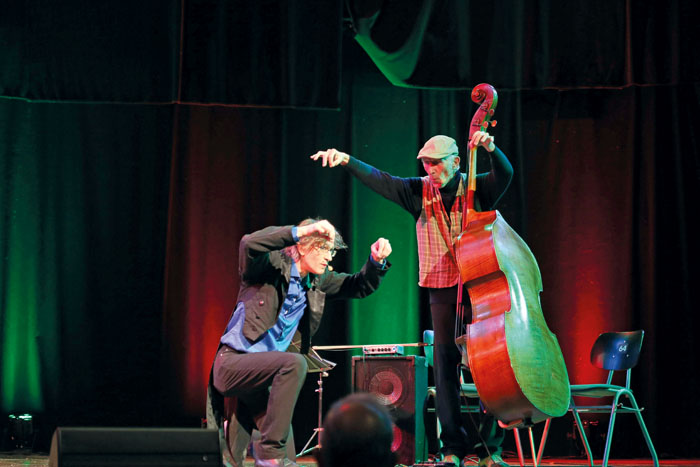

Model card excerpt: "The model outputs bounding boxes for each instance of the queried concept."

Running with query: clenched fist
[370,238,392,263]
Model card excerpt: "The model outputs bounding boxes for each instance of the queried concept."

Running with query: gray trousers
[212,346,308,462]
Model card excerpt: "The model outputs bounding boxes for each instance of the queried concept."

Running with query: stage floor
[1,452,699,467]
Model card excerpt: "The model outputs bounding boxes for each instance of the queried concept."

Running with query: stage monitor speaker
[352,355,427,465]
[48,427,221,466]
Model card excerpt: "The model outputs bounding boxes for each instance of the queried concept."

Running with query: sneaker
[443,454,462,466]
[254,458,300,467]
[478,453,509,467]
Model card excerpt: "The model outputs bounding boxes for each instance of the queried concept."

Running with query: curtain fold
[0,0,342,108]
[0,100,173,430]
[348,0,699,89]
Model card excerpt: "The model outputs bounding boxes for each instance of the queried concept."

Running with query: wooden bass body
[455,208,569,425]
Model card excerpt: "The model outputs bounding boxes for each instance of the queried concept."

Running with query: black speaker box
[351,355,427,465]
[48,427,221,466]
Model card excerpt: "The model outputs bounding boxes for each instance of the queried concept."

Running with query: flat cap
[417,135,459,160]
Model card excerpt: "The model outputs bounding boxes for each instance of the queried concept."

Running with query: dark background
[1,0,699,460]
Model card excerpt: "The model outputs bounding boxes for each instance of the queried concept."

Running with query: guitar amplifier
[352,355,427,465]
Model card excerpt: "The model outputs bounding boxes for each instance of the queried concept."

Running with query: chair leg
[572,392,660,467]
[512,422,551,467]
[512,428,525,467]
[527,427,539,467]
[536,418,552,466]
[625,392,660,467]
[570,401,595,467]
[601,392,624,467]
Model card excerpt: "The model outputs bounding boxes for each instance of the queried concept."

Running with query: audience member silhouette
[316,392,396,467]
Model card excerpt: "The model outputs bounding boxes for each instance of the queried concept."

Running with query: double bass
[455,84,569,426]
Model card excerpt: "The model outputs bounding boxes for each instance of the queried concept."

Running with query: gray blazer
[236,224,389,349]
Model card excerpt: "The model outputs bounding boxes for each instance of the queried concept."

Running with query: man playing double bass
[310,131,513,467]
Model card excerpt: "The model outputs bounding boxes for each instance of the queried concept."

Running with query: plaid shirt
[416,174,468,288]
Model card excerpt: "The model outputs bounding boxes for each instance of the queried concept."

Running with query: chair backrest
[590,330,644,371]
[423,330,434,367]
[423,329,473,387]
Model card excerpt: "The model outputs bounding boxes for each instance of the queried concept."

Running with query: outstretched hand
[370,238,392,264]
[468,130,495,152]
[310,149,350,167]
[297,220,336,243]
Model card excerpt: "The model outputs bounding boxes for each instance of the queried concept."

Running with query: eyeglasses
[315,244,337,258]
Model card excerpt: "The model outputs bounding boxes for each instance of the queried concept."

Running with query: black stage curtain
[1,0,342,108]
[348,0,700,89]
[180,0,343,107]
[0,99,173,432]
[1,0,179,102]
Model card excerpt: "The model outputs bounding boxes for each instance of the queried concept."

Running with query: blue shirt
[220,261,307,353]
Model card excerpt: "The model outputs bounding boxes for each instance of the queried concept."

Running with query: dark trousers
[213,346,308,462]
[429,291,505,459]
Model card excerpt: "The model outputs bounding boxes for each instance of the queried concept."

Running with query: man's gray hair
[283,218,347,260]
[295,218,347,250]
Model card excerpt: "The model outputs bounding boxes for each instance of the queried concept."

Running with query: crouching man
[207,218,392,467]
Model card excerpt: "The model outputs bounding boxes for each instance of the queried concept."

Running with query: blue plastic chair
[567,330,659,467]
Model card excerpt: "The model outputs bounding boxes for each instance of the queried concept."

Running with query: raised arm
[238,225,295,277]
[475,146,514,210]
[317,237,392,300]
[468,130,514,210]
[310,149,423,217]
